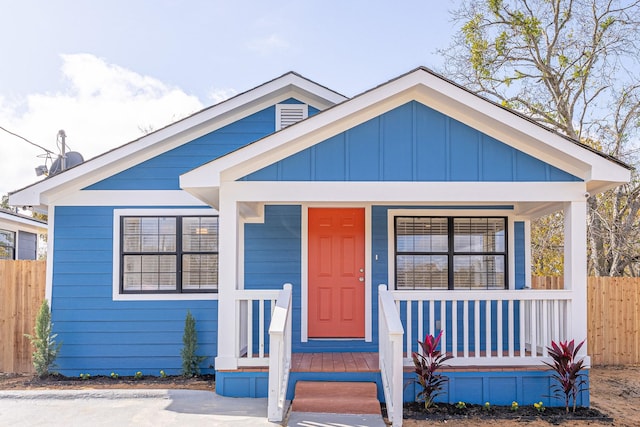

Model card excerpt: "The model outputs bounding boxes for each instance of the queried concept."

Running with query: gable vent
[276,104,308,130]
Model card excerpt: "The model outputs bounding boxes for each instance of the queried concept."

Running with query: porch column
[563,200,588,357]
[215,186,239,370]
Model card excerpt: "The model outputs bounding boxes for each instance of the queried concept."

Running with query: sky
[0,0,460,199]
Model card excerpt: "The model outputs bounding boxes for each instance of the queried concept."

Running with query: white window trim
[112,208,219,301]
[387,209,516,291]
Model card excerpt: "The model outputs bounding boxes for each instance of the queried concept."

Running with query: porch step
[291,381,381,415]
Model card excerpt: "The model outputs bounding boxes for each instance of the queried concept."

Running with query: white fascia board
[411,74,630,183]
[51,190,212,207]
[10,73,346,207]
[222,181,588,203]
[0,214,47,232]
[187,69,628,188]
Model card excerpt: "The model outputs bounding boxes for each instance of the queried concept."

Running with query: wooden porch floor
[291,352,379,373]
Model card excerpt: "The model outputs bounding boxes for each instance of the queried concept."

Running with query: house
[0,208,46,260]
[10,68,630,425]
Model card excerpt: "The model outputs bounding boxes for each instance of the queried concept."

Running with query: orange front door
[308,208,365,338]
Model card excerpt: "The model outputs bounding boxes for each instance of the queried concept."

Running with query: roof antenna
[58,130,66,171]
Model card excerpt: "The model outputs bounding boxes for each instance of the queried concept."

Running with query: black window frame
[394,216,508,290]
[119,215,218,294]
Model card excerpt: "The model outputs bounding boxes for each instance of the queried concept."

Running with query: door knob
[359,277,365,282]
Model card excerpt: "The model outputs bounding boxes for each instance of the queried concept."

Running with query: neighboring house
[9,68,630,423]
[0,208,46,260]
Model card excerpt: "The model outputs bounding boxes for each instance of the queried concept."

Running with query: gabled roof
[180,67,632,207]
[9,72,347,207]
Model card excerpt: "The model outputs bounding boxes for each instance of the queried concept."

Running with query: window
[120,216,218,293]
[395,216,507,290]
[0,229,15,260]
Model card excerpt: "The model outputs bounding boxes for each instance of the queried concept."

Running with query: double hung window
[120,216,218,293]
[395,216,507,290]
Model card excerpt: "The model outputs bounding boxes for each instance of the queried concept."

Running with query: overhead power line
[0,125,55,154]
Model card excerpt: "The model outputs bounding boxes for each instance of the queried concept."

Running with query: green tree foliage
[181,310,206,377]
[442,0,640,276]
[1,194,9,209]
[24,299,62,377]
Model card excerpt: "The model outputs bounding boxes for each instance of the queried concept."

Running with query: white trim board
[112,208,219,301]
[10,72,346,208]
[181,68,630,204]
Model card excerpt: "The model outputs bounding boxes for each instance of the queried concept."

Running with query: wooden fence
[0,260,46,373]
[533,276,640,366]
[0,267,638,372]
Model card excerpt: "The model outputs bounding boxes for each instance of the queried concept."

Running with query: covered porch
[201,182,590,425]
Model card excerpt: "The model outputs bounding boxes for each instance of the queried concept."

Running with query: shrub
[411,330,453,409]
[24,299,62,378]
[544,339,588,413]
[181,310,206,377]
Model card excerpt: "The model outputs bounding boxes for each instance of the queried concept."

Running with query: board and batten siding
[242,101,582,182]
[52,206,217,376]
[86,99,318,191]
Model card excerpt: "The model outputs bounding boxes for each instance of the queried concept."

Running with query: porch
[216,283,583,425]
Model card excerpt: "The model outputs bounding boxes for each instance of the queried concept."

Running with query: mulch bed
[402,402,613,424]
[0,373,215,391]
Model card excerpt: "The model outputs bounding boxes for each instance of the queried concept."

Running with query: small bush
[181,310,206,377]
[544,339,588,412]
[411,331,453,409]
[24,299,62,378]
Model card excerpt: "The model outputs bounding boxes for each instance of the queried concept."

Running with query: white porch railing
[235,289,281,367]
[378,285,404,427]
[267,283,293,422]
[391,289,573,366]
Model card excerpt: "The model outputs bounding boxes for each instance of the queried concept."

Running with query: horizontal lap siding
[243,101,582,182]
[52,206,217,376]
[86,106,277,190]
[244,206,301,353]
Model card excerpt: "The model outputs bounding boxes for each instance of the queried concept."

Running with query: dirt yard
[0,367,638,425]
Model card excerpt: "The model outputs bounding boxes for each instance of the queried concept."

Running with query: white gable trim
[10,73,347,208]
[180,68,630,203]
[0,211,47,230]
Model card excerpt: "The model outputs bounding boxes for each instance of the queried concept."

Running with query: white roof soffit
[9,72,347,208]
[0,211,47,229]
[180,68,631,202]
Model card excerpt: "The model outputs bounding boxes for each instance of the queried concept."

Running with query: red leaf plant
[543,339,588,413]
[411,331,453,409]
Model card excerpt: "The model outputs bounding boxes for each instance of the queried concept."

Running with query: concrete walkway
[0,389,388,427]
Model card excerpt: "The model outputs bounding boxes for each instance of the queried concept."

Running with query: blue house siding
[242,101,582,182]
[86,99,318,191]
[52,206,217,376]
[514,221,526,289]
[243,205,376,353]
[404,370,589,407]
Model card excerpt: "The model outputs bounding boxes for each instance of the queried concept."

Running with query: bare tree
[441,0,640,276]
